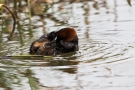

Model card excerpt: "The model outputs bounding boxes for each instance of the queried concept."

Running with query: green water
[0,0,135,90]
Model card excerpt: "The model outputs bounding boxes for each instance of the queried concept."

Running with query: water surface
[0,0,135,90]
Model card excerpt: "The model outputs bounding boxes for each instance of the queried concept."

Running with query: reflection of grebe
[30,27,79,55]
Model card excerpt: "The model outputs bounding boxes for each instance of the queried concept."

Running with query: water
[0,0,135,90]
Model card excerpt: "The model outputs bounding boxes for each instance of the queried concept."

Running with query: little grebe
[29,27,78,55]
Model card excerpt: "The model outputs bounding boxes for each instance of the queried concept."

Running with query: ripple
[78,42,135,66]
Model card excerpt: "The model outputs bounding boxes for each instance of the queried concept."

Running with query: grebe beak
[51,36,57,43]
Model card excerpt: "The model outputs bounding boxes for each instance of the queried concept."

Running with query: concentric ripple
[78,42,135,65]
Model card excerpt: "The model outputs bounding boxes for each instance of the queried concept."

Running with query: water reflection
[0,0,135,90]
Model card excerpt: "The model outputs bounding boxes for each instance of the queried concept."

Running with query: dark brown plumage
[46,27,79,55]
[29,34,55,55]
[29,27,78,55]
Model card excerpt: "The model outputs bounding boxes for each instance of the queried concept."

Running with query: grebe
[30,27,78,55]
